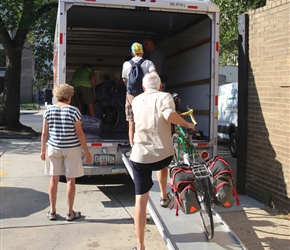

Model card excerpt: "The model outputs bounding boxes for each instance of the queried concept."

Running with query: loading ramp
[119,147,247,250]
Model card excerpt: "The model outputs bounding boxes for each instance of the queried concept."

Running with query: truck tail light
[201,150,209,160]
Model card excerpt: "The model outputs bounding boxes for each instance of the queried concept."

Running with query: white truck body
[53,0,220,175]
[218,82,238,139]
[218,66,238,157]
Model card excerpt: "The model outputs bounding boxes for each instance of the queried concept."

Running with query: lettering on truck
[170,2,186,7]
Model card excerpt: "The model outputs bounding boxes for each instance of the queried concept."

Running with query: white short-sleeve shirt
[130,89,175,163]
[122,56,155,80]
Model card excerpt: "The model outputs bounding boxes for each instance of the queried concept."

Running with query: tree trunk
[0,49,22,129]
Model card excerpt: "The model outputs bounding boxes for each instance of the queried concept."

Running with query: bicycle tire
[94,99,120,132]
[197,178,214,239]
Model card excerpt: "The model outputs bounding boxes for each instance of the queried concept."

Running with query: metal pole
[237,14,249,194]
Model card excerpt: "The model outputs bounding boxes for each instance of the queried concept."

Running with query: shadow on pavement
[220,208,290,250]
[0,186,49,219]
[60,174,133,186]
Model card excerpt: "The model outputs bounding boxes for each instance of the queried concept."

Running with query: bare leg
[134,192,149,250]
[48,175,60,212]
[88,103,96,117]
[128,121,135,147]
[66,177,76,214]
[157,167,168,201]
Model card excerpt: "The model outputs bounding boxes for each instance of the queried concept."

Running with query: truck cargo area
[63,3,218,142]
[55,0,219,175]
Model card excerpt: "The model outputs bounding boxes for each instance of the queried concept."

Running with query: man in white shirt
[122,42,155,148]
[130,72,195,250]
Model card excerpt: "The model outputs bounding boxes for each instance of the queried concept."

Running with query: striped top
[44,105,82,149]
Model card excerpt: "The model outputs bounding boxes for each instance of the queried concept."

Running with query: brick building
[244,0,290,210]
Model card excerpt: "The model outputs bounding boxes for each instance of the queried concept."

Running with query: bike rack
[192,164,211,179]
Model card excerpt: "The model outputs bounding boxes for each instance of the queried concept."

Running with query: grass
[0,103,40,110]
[20,103,40,110]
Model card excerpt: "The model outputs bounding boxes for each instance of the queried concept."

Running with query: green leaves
[28,3,57,90]
[212,0,266,65]
[0,0,57,89]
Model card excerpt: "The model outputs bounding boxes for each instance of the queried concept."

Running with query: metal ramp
[119,147,247,250]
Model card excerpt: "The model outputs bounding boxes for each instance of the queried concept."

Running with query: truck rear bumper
[83,164,128,176]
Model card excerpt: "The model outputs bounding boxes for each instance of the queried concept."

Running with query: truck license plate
[112,168,127,174]
[94,154,115,165]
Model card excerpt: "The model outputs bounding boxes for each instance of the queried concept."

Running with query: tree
[212,0,266,65]
[28,7,57,93]
[0,0,57,132]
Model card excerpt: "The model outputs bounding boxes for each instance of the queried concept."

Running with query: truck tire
[230,132,237,158]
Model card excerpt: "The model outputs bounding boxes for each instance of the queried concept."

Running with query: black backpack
[127,59,145,95]
[206,156,240,208]
[169,167,200,216]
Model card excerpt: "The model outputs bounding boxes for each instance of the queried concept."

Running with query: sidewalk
[219,205,290,250]
[1,107,289,249]
[0,137,167,250]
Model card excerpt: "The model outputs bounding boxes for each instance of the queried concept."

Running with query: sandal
[47,211,56,221]
[160,193,171,208]
[66,211,81,221]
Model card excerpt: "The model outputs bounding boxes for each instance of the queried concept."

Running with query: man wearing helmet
[172,93,181,113]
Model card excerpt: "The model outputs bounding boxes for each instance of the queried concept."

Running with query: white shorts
[45,145,84,178]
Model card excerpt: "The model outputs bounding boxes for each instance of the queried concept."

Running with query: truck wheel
[230,132,237,158]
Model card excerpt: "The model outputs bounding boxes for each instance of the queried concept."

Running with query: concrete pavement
[0,107,289,249]
[0,137,167,250]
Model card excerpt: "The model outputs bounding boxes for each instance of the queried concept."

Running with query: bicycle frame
[174,125,198,166]
[173,105,207,166]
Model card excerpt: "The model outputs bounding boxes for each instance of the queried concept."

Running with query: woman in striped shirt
[40,83,92,221]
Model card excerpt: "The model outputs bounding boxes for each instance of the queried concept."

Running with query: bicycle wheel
[94,99,120,132]
[197,178,214,239]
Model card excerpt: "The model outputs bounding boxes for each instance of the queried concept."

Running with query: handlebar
[179,105,197,126]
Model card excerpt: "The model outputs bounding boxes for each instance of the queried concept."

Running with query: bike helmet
[172,93,178,98]
[171,93,180,111]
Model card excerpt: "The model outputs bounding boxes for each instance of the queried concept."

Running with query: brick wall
[246,0,290,210]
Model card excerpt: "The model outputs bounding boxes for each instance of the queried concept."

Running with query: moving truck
[218,81,238,158]
[218,66,238,158]
[53,0,220,176]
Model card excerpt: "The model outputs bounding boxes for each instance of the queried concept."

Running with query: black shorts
[130,156,173,195]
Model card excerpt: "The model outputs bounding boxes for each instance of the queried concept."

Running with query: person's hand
[185,122,195,132]
[85,151,93,165]
[40,152,46,161]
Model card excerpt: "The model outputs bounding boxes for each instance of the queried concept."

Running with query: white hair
[142,71,161,90]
